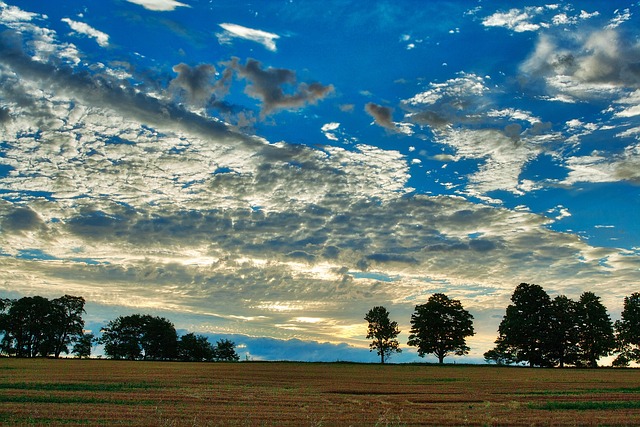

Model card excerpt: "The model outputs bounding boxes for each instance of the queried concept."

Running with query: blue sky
[1,0,639,363]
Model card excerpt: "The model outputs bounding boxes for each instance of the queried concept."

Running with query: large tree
[614,293,640,366]
[575,292,615,368]
[546,295,580,368]
[0,295,87,358]
[48,295,86,358]
[490,283,552,367]
[407,293,474,364]
[72,333,95,358]
[178,333,215,362]
[140,316,178,360]
[99,314,178,360]
[0,296,52,357]
[364,306,401,364]
[213,339,240,362]
[99,314,146,360]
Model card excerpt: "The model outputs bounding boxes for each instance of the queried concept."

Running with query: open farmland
[1,359,640,426]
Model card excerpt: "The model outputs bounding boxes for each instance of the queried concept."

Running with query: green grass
[523,386,640,396]
[530,401,640,410]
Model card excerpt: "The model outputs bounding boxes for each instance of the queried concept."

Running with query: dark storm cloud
[364,253,418,264]
[409,110,450,128]
[227,57,334,117]
[66,210,131,239]
[364,102,396,130]
[1,205,45,232]
[169,63,232,106]
[0,106,10,123]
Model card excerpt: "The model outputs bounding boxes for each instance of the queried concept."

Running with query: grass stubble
[0,359,639,426]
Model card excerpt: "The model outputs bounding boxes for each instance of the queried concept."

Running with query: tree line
[0,295,239,361]
[3,287,639,366]
[365,284,640,367]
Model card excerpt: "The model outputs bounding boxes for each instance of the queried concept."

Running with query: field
[1,359,640,426]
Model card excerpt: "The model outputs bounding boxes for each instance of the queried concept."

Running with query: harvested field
[1,359,640,426]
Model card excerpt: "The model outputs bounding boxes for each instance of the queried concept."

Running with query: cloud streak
[218,23,280,52]
[126,0,190,12]
[61,18,109,47]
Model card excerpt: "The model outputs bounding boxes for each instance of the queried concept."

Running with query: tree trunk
[438,354,444,364]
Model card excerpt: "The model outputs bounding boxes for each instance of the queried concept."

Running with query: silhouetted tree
[140,316,178,360]
[0,295,87,358]
[213,339,240,362]
[407,293,474,364]
[614,293,640,367]
[575,292,615,368]
[99,314,146,360]
[0,296,52,357]
[483,343,516,365]
[48,295,86,358]
[364,306,402,364]
[178,333,215,362]
[547,295,580,368]
[99,314,178,360]
[490,283,552,367]
[72,333,95,358]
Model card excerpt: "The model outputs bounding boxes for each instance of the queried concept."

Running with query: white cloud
[0,1,38,22]
[403,73,488,106]
[615,105,640,118]
[614,89,640,118]
[548,205,571,221]
[483,6,602,33]
[218,23,280,52]
[61,18,109,47]
[606,8,631,29]
[520,29,640,102]
[125,0,190,12]
[437,128,541,196]
[617,126,640,138]
[482,8,542,32]
[0,3,81,65]
[321,122,340,141]
[559,144,640,185]
[486,108,540,125]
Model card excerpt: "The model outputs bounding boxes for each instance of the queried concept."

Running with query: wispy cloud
[482,5,600,33]
[61,18,109,47]
[218,23,280,52]
[126,0,190,12]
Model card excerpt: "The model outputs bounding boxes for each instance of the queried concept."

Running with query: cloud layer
[1,0,639,362]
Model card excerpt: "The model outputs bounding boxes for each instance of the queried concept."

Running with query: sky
[0,0,639,363]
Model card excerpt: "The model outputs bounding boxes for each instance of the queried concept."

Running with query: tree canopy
[213,339,240,362]
[97,313,239,362]
[407,293,474,364]
[614,293,640,366]
[365,306,401,364]
[98,314,177,360]
[486,284,617,368]
[0,295,85,358]
[575,292,615,368]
